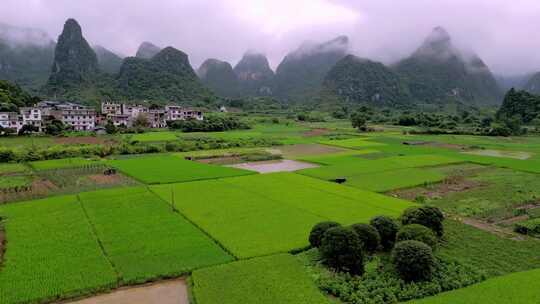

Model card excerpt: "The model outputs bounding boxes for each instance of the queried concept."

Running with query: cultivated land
[151,173,414,258]
[106,155,253,184]
[1,121,540,304]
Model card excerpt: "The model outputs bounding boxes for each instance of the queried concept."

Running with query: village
[0,101,204,134]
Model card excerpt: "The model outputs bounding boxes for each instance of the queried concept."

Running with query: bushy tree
[45,118,66,135]
[370,216,399,251]
[320,226,364,275]
[350,223,381,253]
[351,111,367,131]
[133,113,150,128]
[396,224,437,250]
[105,120,118,134]
[309,221,341,248]
[401,206,444,237]
[392,240,435,282]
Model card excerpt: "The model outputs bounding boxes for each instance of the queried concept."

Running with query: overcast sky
[2,0,540,75]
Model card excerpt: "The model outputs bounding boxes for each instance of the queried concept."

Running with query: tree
[370,216,399,251]
[351,111,367,131]
[18,124,39,136]
[396,224,437,250]
[350,223,381,253]
[133,113,150,128]
[320,226,364,275]
[401,206,444,237]
[105,120,118,134]
[391,240,435,282]
[45,119,66,136]
[309,221,341,248]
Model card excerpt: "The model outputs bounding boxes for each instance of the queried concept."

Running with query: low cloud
[2,0,540,74]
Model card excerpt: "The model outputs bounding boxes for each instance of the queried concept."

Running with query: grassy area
[191,254,329,304]
[344,168,446,192]
[0,163,28,175]
[30,157,101,170]
[0,196,117,304]
[151,173,414,258]
[438,220,540,277]
[79,187,233,284]
[0,175,32,189]
[130,131,178,142]
[320,138,387,149]
[408,269,540,304]
[107,155,254,184]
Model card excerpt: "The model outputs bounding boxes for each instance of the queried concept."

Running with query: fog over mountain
[1,0,540,75]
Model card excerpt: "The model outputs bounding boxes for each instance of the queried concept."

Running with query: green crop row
[408,269,540,303]
[79,187,233,284]
[107,155,254,184]
[151,173,414,258]
[0,196,117,304]
[192,254,329,304]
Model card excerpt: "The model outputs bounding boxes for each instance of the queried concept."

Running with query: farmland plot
[0,196,117,304]
[79,187,233,284]
[408,269,540,304]
[107,155,253,184]
[299,154,461,191]
[151,173,413,258]
[192,254,329,304]
[0,163,28,175]
[30,157,101,170]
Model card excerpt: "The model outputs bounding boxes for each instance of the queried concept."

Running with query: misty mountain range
[1,18,540,107]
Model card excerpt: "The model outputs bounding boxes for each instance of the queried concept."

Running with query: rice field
[191,254,329,304]
[30,157,101,170]
[0,163,28,175]
[79,187,233,284]
[408,269,540,304]
[130,131,179,142]
[107,155,254,184]
[0,196,117,304]
[151,173,414,258]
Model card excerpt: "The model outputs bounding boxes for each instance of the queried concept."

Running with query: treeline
[168,114,250,132]
[0,136,278,163]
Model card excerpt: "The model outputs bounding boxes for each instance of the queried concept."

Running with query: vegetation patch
[407,269,540,304]
[130,131,179,142]
[107,155,254,184]
[0,196,117,304]
[192,254,329,304]
[514,218,540,237]
[79,187,233,284]
[151,173,413,258]
[299,249,483,304]
[0,163,28,175]
[320,138,387,149]
[30,157,101,170]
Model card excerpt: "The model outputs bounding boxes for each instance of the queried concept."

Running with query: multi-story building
[101,102,122,115]
[20,107,43,131]
[108,114,131,127]
[0,112,23,133]
[121,104,149,118]
[147,109,167,128]
[38,101,97,131]
[165,105,204,121]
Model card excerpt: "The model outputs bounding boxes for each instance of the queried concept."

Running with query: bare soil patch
[403,141,469,151]
[54,137,115,145]
[87,174,124,185]
[229,159,319,173]
[64,279,188,304]
[196,155,245,165]
[272,144,347,158]
[303,128,330,137]
[462,149,532,160]
[389,176,485,201]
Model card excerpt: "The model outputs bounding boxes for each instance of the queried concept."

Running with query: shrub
[401,206,445,237]
[391,240,435,282]
[309,221,341,248]
[320,226,364,275]
[350,223,381,253]
[396,224,438,250]
[370,216,399,251]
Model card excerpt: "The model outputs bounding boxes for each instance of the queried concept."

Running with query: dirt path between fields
[449,215,526,240]
[64,279,188,304]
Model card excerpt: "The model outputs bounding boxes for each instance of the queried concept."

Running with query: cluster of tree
[496,88,540,125]
[309,205,445,282]
[168,114,250,132]
[0,80,39,112]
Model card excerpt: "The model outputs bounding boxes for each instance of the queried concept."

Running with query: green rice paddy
[30,157,100,170]
[107,155,254,184]
[192,254,329,304]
